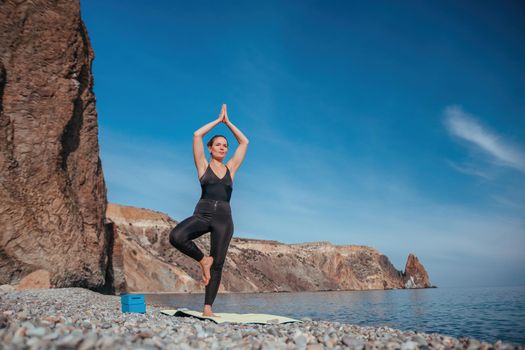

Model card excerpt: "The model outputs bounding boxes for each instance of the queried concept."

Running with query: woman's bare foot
[202,304,220,317]
[199,256,213,286]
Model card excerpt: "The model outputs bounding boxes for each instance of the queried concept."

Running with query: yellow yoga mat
[160,308,303,324]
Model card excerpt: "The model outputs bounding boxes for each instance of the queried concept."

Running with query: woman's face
[209,137,228,158]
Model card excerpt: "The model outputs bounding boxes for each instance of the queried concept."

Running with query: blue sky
[81,1,525,288]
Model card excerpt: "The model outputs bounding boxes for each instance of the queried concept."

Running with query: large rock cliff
[106,203,432,293]
[0,0,109,289]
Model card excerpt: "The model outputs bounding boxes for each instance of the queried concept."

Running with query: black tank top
[199,163,233,202]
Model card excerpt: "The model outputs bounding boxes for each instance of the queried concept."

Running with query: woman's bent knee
[169,227,182,247]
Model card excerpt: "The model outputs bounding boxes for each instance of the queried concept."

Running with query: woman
[169,104,249,317]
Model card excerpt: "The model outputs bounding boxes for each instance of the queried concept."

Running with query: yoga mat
[160,308,303,324]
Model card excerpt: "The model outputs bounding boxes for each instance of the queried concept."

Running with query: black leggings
[169,198,234,306]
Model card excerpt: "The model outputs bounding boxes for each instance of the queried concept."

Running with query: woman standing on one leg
[169,104,249,317]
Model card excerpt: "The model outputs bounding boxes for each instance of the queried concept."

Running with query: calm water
[145,286,525,344]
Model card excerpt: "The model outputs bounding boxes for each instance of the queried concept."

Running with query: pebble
[306,344,323,350]
[412,334,428,346]
[78,336,97,350]
[81,320,92,329]
[0,287,523,350]
[294,332,307,348]
[467,339,482,350]
[401,340,419,350]
[42,332,59,341]
[26,327,46,337]
[56,334,83,347]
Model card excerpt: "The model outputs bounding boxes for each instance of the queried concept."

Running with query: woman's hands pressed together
[217,103,230,124]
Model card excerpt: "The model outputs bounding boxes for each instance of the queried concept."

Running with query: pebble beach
[0,287,523,350]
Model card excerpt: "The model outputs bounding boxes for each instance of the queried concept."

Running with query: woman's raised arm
[193,106,224,174]
[223,105,249,174]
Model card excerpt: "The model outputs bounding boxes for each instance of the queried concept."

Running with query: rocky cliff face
[0,0,109,289]
[106,203,432,293]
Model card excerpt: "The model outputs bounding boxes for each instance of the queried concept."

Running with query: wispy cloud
[491,195,525,212]
[444,105,525,173]
[446,159,492,179]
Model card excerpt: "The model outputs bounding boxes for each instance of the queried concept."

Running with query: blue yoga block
[121,294,145,305]
[121,303,146,313]
[120,294,146,313]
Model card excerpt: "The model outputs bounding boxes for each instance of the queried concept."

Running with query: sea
[145,285,525,345]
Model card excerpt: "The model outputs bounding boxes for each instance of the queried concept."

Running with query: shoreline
[121,287,435,295]
[1,287,523,350]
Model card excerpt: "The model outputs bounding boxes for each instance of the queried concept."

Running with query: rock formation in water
[105,203,432,293]
[0,0,109,289]
[403,253,432,288]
